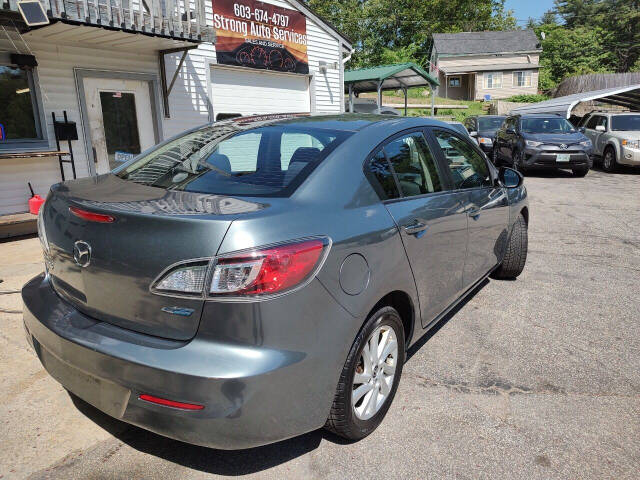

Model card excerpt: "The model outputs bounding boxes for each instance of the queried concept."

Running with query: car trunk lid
[42,174,266,340]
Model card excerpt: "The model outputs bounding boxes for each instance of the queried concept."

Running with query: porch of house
[441,72,477,101]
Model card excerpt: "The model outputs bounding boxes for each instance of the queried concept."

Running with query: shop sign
[213,0,309,74]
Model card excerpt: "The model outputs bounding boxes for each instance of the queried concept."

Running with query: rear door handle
[403,221,429,237]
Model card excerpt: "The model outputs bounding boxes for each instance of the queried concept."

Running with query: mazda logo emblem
[73,240,92,267]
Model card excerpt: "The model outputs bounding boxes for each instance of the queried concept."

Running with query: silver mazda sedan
[23,114,528,449]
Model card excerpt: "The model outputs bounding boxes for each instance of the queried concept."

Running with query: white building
[0,0,352,231]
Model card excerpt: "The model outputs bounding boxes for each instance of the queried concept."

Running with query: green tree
[555,0,640,72]
[305,0,518,68]
[535,24,612,89]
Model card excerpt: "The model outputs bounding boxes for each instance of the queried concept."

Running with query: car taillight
[151,238,330,299]
[210,238,328,297]
[153,262,209,295]
[69,206,115,223]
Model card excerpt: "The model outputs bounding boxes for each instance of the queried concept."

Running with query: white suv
[579,112,640,172]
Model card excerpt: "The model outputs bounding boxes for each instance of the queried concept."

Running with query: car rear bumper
[523,149,592,169]
[23,273,351,449]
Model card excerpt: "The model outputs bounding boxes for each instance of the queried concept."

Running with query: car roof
[600,112,639,116]
[515,113,564,118]
[221,113,455,133]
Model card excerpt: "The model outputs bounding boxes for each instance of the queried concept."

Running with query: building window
[448,76,461,88]
[514,71,532,87]
[484,72,503,89]
[0,63,46,150]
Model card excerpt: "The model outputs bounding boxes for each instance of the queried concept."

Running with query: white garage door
[210,67,311,120]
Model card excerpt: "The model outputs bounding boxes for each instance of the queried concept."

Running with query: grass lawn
[359,89,487,122]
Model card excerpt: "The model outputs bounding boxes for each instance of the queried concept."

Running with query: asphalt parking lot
[1,167,639,479]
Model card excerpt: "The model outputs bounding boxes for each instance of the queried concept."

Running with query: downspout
[341,47,354,113]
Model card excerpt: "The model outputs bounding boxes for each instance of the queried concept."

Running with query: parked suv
[493,114,593,176]
[579,112,640,172]
[464,115,506,154]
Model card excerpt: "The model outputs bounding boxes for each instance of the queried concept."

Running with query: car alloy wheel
[351,325,398,420]
[512,151,523,171]
[603,148,616,172]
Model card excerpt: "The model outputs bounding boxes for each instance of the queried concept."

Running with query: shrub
[506,94,551,103]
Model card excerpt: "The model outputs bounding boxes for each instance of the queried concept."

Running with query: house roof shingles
[433,29,541,56]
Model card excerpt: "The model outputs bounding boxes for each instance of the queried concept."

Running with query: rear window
[478,117,505,130]
[117,123,349,197]
[611,115,640,131]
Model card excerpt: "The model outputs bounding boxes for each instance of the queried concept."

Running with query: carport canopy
[344,63,440,115]
[510,84,640,118]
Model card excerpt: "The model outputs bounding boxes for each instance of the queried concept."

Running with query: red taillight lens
[139,394,204,411]
[69,206,115,223]
[210,238,328,297]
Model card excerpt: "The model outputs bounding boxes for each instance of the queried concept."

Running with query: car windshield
[521,117,575,134]
[611,115,640,131]
[116,122,350,197]
[478,117,505,130]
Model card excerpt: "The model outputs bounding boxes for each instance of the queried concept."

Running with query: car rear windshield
[116,123,350,197]
[478,117,505,130]
[521,117,575,134]
[611,115,640,131]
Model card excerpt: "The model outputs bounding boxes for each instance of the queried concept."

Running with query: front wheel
[491,213,528,280]
[492,145,500,165]
[512,150,526,174]
[572,165,589,177]
[602,147,617,172]
[325,306,405,441]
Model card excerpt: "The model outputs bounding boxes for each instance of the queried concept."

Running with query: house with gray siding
[430,30,542,101]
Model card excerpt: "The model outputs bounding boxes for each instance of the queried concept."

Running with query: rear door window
[383,132,443,197]
[117,124,350,197]
[432,129,492,190]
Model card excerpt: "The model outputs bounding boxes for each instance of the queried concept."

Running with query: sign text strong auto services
[213,0,309,74]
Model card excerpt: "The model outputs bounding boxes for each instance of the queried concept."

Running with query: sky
[505,0,557,25]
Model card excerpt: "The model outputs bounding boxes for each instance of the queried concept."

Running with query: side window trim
[363,127,452,203]
[425,126,496,192]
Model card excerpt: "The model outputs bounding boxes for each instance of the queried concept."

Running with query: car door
[367,130,468,327]
[583,115,601,154]
[429,128,510,289]
[594,116,609,154]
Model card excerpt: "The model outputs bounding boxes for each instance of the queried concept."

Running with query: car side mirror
[498,167,523,189]
[506,128,516,135]
[578,127,586,133]
[469,131,477,137]
[595,125,605,132]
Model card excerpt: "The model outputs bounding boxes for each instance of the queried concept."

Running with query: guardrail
[3,0,214,42]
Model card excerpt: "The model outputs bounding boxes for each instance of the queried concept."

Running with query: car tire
[491,213,528,280]
[512,150,526,174]
[492,145,500,165]
[572,165,589,177]
[602,146,617,172]
[325,306,405,441]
